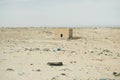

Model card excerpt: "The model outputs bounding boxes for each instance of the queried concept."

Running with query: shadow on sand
[68,36,85,40]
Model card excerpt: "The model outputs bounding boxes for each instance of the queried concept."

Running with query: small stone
[43,48,50,51]
[90,51,94,53]
[71,51,76,53]
[57,48,61,51]
[47,62,63,66]
[74,61,76,63]
[61,73,66,76]
[35,48,40,50]
[51,77,56,80]
[36,69,41,72]
[113,72,120,77]
[105,54,107,56]
[84,52,87,54]
[70,61,73,63]
[30,64,33,65]
[6,68,14,71]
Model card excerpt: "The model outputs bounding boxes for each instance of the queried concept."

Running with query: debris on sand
[51,77,57,80]
[103,49,112,53]
[36,69,41,72]
[47,62,63,66]
[70,51,76,53]
[6,68,14,71]
[113,72,120,77]
[43,48,50,51]
[25,48,32,51]
[61,73,66,76]
[34,48,40,51]
[57,48,61,51]
[70,61,76,64]
[50,75,59,80]
[25,48,41,51]
[84,52,87,54]
[101,49,113,56]
[32,69,41,72]
[30,64,33,65]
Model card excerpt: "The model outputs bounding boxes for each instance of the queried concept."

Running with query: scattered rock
[70,61,76,64]
[51,77,57,80]
[84,52,87,54]
[30,64,33,65]
[43,48,50,51]
[25,48,32,51]
[71,51,76,53]
[61,73,66,76]
[105,54,107,56]
[57,48,61,51]
[25,48,40,51]
[113,72,120,77]
[74,61,76,63]
[47,62,63,66]
[90,51,94,53]
[100,52,103,54]
[36,69,41,72]
[34,48,40,50]
[6,68,14,71]
[103,49,111,53]
[51,77,56,80]
[105,37,108,39]
[113,72,117,75]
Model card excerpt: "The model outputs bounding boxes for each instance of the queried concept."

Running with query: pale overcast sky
[0,0,120,27]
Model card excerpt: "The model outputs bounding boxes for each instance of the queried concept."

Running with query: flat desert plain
[0,28,120,80]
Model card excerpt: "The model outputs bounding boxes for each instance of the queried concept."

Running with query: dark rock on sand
[47,62,63,66]
[61,73,66,76]
[113,72,120,77]
[6,68,14,71]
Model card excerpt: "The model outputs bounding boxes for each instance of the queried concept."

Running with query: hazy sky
[0,0,120,27]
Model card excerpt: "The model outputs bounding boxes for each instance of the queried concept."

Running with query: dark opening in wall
[60,34,63,37]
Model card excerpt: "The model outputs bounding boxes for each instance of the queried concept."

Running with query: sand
[0,28,120,80]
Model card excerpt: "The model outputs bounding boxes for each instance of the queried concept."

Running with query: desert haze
[0,28,120,80]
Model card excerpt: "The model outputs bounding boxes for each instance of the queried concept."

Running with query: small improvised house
[54,28,73,40]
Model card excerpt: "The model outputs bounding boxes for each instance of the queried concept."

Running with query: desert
[0,28,120,80]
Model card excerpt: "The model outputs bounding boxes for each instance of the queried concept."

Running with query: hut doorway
[60,34,63,37]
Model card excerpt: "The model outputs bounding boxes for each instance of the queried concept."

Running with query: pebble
[6,68,14,71]
[61,73,66,76]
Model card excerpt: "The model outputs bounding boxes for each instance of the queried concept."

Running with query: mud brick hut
[54,28,73,40]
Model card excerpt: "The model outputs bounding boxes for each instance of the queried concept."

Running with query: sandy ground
[0,28,120,80]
